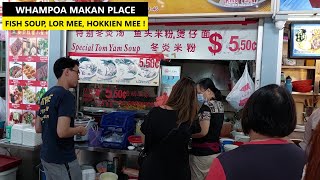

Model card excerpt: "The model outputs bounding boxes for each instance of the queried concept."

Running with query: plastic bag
[226,63,254,111]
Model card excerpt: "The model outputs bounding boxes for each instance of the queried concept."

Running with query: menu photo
[36,62,48,81]
[21,110,36,124]
[9,37,23,57]
[9,62,23,80]
[23,86,37,105]
[9,85,23,105]
[22,62,37,81]
[9,109,23,124]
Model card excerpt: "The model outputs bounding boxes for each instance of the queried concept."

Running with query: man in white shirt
[299,108,320,157]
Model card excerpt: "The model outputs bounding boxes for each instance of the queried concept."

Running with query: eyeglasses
[68,68,80,75]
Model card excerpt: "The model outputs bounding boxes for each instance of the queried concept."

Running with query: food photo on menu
[138,67,159,82]
[10,85,23,104]
[96,59,118,80]
[9,109,23,124]
[36,62,48,81]
[22,110,36,124]
[115,59,138,80]
[9,62,23,80]
[22,62,37,80]
[37,38,48,56]
[208,0,267,10]
[79,57,98,80]
[10,38,23,57]
[35,87,47,104]
[23,86,37,105]
[22,38,37,56]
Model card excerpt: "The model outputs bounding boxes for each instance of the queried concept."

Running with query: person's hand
[77,126,87,136]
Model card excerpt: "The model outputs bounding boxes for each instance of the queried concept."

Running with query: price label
[138,58,160,69]
[208,33,257,55]
[105,88,128,99]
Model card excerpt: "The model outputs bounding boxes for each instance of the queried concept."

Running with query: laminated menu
[7,30,49,125]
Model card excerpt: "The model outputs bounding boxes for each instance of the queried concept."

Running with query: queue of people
[139,81,318,180]
[33,57,320,180]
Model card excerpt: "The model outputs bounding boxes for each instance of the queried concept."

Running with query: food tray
[0,155,22,172]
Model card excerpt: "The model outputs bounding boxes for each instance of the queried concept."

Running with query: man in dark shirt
[35,57,87,180]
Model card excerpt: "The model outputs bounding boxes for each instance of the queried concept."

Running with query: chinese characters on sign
[7,30,49,125]
[67,22,258,60]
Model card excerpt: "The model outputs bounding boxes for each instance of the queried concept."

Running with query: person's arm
[35,116,42,133]
[206,158,226,180]
[57,116,86,138]
[192,109,211,138]
[56,92,86,138]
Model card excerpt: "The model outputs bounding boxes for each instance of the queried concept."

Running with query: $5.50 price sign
[138,57,160,69]
[208,33,257,55]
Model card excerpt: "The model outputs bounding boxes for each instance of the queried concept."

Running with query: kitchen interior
[281,22,320,139]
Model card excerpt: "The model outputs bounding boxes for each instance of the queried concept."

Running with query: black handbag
[138,127,178,167]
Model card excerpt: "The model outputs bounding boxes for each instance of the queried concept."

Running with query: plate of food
[207,0,267,11]
[22,111,35,124]
[96,59,118,80]
[23,62,37,80]
[10,86,23,104]
[37,38,49,56]
[23,86,37,104]
[9,63,23,79]
[79,57,98,79]
[138,67,159,82]
[115,59,138,80]
[10,110,22,124]
[22,38,37,56]
[36,87,47,103]
[10,38,23,56]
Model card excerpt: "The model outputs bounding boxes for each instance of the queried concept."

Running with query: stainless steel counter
[75,142,140,156]
[0,139,41,151]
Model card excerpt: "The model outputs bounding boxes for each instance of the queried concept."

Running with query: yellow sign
[110,0,273,16]
[2,16,148,30]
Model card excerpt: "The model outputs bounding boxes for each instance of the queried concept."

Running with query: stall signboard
[69,52,163,86]
[279,0,320,13]
[67,21,258,60]
[7,30,49,125]
[160,66,181,96]
[2,0,273,16]
[289,23,320,58]
[79,83,157,111]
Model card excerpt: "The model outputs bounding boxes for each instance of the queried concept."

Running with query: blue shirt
[38,86,76,164]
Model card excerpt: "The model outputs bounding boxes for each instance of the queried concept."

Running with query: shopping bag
[226,63,254,111]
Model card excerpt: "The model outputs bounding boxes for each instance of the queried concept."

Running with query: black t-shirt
[190,100,224,156]
[37,86,76,164]
[139,107,200,180]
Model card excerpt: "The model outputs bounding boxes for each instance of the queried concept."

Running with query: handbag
[138,127,178,167]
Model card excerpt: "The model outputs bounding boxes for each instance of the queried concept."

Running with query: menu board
[79,83,157,111]
[7,30,49,125]
[69,53,163,86]
[289,24,320,58]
